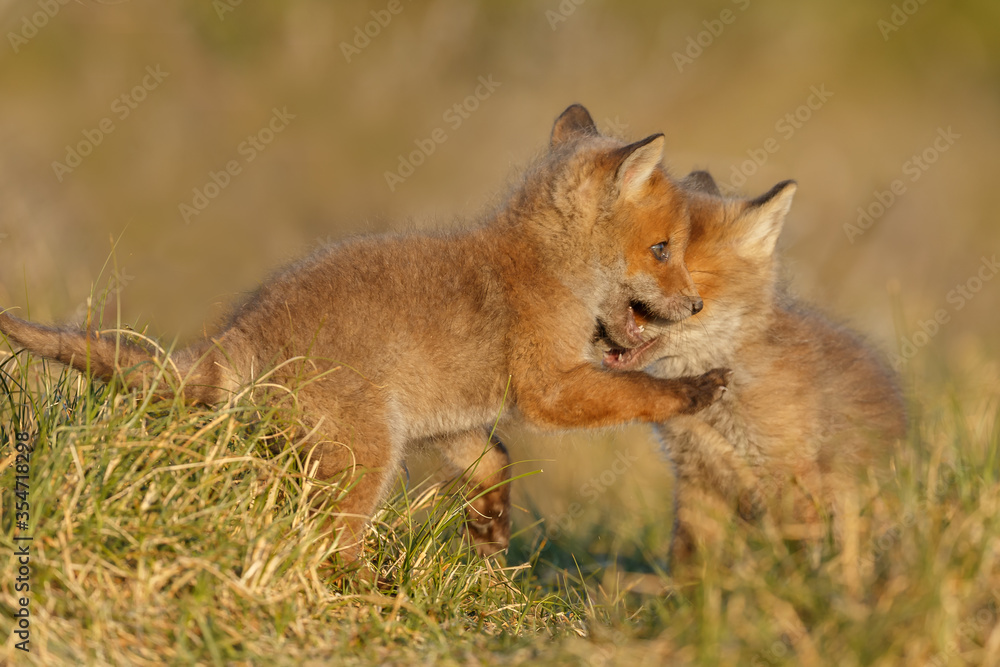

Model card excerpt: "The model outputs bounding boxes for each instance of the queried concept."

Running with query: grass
[1,338,999,665]
[1,1,996,663]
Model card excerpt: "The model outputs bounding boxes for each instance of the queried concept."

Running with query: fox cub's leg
[292,383,402,574]
[300,430,400,565]
[438,429,512,556]
[657,416,763,569]
[514,362,731,430]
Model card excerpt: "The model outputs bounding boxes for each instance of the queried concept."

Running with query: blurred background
[2,0,998,563]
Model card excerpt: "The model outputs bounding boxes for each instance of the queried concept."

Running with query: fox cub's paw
[464,485,511,557]
[678,367,732,413]
[737,485,767,523]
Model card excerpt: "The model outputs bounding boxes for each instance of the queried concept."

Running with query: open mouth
[602,336,658,370]
[599,303,659,370]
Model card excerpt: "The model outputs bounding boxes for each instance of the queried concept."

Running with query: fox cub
[0,105,727,572]
[598,170,906,564]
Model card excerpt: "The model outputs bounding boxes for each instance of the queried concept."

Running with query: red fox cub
[0,105,727,574]
[597,170,906,564]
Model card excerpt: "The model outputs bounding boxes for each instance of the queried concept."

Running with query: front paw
[679,367,732,413]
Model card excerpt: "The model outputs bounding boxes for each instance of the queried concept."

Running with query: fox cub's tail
[0,310,225,404]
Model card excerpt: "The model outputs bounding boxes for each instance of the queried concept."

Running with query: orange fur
[0,106,729,577]
[596,171,906,568]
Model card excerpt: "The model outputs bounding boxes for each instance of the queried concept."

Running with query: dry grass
[1,1,999,664]
[1,331,999,664]
[0,350,574,664]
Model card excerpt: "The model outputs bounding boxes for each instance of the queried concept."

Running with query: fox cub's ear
[613,134,665,201]
[550,104,598,147]
[681,170,721,196]
[738,180,797,257]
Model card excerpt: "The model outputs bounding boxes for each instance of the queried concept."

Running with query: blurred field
[1,0,1000,663]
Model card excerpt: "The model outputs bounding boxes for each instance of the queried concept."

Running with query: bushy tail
[0,310,227,404]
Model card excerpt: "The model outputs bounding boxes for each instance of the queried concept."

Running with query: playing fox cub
[0,105,726,574]
[598,170,906,565]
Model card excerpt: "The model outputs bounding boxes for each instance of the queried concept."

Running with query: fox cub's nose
[691,298,704,315]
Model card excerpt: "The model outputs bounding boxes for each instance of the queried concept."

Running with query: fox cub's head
[537,105,702,352]
[599,170,797,373]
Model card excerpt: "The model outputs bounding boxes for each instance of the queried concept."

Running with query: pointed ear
[737,180,797,257]
[550,104,598,147]
[613,134,665,200]
[681,170,721,195]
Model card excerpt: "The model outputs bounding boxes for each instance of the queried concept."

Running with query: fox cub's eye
[650,241,669,262]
